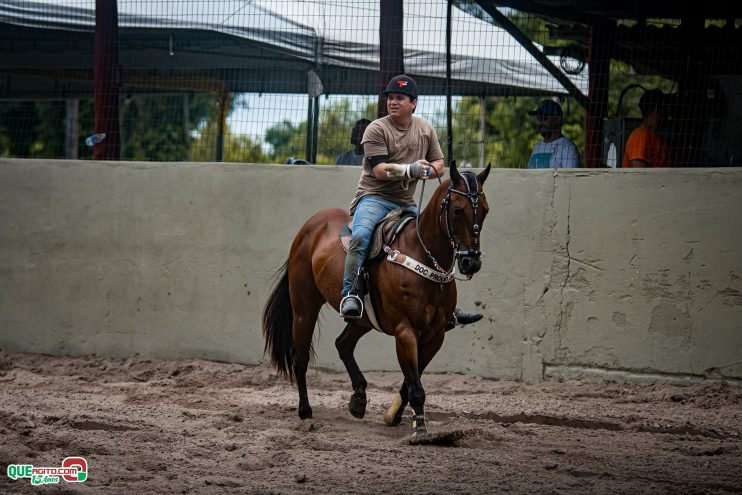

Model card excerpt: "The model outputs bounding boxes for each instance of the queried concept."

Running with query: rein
[414,167,451,274]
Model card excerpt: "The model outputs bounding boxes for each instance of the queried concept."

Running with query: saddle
[339,208,416,264]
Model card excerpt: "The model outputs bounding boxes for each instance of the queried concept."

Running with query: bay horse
[262,162,491,434]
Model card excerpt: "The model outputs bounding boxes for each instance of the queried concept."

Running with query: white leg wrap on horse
[384,393,404,426]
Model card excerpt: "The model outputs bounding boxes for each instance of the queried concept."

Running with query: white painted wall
[1,159,740,384]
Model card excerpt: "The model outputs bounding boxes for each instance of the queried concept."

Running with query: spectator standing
[527,100,580,169]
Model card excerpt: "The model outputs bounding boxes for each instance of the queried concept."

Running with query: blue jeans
[342,196,417,296]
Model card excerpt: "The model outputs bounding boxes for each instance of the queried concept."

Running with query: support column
[216,90,229,162]
[65,99,79,160]
[93,0,121,160]
[377,0,404,118]
[585,23,611,168]
[305,96,313,161]
[479,95,486,168]
[445,0,453,162]
[311,96,319,163]
[183,94,190,161]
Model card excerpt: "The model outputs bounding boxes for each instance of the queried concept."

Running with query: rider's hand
[383,162,431,179]
[408,162,431,179]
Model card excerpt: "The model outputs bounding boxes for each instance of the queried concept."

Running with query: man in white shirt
[527,100,580,169]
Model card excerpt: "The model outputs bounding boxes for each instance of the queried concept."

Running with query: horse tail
[262,260,295,381]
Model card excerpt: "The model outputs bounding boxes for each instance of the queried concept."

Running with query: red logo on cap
[397,80,408,88]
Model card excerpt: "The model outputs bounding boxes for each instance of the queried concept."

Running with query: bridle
[415,169,484,278]
[441,172,484,259]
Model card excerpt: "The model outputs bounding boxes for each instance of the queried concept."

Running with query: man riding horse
[339,74,482,330]
[263,74,491,434]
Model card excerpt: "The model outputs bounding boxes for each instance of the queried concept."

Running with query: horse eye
[452,208,463,217]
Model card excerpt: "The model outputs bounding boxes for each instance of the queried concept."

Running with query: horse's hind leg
[293,311,320,420]
[335,323,372,418]
[289,265,325,420]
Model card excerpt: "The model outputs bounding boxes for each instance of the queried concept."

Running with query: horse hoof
[383,393,404,427]
[298,406,313,420]
[412,415,427,435]
[348,392,367,419]
[411,428,428,439]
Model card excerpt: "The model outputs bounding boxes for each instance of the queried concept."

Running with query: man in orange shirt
[623,89,670,168]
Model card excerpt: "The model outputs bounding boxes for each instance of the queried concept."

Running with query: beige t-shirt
[349,116,444,213]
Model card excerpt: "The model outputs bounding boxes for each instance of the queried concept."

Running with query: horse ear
[478,162,492,183]
[450,160,461,184]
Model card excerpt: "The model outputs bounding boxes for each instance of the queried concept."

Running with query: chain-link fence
[0,1,740,167]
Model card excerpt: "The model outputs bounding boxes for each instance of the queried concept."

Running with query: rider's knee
[348,231,372,251]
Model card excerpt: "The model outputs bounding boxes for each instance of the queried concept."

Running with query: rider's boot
[445,308,483,332]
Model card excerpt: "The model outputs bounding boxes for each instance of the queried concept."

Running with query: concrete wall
[1,159,741,384]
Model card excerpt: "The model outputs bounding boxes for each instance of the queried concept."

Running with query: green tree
[0,92,217,161]
[190,119,268,163]
[121,93,214,161]
[1,99,71,158]
[265,120,308,163]
[263,99,377,164]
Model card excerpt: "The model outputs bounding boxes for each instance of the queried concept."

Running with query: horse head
[442,161,491,277]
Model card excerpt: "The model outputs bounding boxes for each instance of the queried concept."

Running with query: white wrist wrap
[383,163,409,180]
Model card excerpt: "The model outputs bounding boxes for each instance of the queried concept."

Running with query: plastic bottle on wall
[85,133,107,147]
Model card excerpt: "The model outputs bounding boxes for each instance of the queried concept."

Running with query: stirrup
[340,294,364,320]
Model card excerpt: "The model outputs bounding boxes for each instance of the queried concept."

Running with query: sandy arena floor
[0,350,740,494]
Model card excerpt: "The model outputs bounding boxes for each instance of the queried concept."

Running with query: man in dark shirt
[335,119,371,166]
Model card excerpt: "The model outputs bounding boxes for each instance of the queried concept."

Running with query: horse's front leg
[388,326,445,433]
[394,326,429,434]
[335,322,372,418]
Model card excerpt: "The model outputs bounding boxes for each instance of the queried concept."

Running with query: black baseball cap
[384,74,418,100]
[639,89,665,113]
[528,100,563,117]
